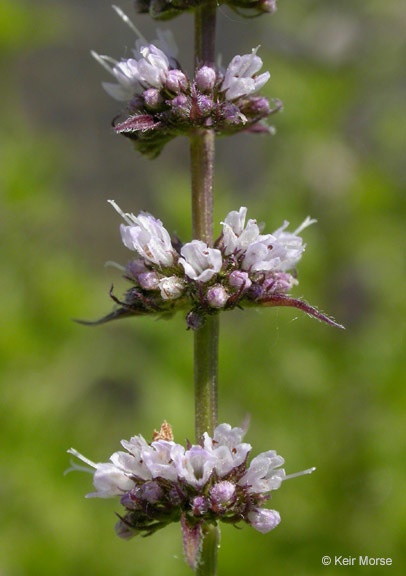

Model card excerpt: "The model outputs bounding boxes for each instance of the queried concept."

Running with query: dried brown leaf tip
[152,420,174,442]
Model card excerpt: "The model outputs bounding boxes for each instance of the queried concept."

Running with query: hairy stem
[191,3,220,574]
[196,523,220,576]
[191,0,218,441]
[190,130,215,245]
[194,314,219,440]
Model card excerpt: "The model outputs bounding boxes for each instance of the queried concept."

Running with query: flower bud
[197,95,214,116]
[137,480,164,503]
[245,96,271,115]
[229,270,252,290]
[186,310,206,331]
[207,284,229,309]
[165,70,188,93]
[159,276,184,300]
[192,495,209,516]
[144,88,164,110]
[259,0,277,14]
[120,491,141,511]
[138,271,160,290]
[261,272,297,294]
[222,102,244,125]
[170,94,191,118]
[126,259,149,281]
[195,66,216,92]
[247,508,281,533]
[210,481,236,512]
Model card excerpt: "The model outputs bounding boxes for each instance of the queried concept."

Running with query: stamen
[108,199,135,225]
[112,5,147,43]
[104,260,126,271]
[294,216,317,235]
[90,51,118,75]
[64,461,95,476]
[284,466,316,480]
[67,448,97,469]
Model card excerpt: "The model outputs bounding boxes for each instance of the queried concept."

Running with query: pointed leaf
[181,514,202,569]
[114,114,159,133]
[260,294,345,329]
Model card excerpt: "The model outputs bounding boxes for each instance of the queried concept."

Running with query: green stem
[190,3,220,575]
[195,523,220,576]
[191,0,218,442]
[190,130,215,245]
[194,314,219,440]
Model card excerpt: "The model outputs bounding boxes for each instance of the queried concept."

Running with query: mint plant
[69,3,343,573]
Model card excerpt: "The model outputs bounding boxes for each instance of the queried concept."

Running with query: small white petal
[179,241,222,283]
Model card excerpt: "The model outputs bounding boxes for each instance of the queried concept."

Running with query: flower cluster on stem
[80,203,343,330]
[68,421,314,568]
[133,0,277,21]
[93,30,281,157]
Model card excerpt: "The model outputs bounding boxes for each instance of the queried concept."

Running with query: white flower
[221,47,270,101]
[221,209,316,274]
[241,217,316,273]
[92,7,179,101]
[238,450,286,493]
[142,440,184,482]
[179,240,222,283]
[109,200,175,267]
[135,44,171,88]
[91,463,136,498]
[67,448,139,498]
[241,234,281,272]
[271,216,317,271]
[221,206,261,255]
[174,445,217,488]
[203,423,252,477]
[158,276,185,300]
[93,42,171,101]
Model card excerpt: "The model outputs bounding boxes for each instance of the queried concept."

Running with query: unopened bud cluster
[134,0,277,21]
[68,422,313,567]
[84,202,344,330]
[93,35,281,157]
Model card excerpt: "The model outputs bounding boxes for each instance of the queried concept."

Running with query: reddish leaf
[114,114,158,133]
[181,514,202,569]
[260,294,345,329]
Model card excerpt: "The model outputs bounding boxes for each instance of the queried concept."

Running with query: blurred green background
[1,0,405,574]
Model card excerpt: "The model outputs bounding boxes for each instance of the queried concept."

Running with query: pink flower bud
[192,496,209,516]
[207,285,229,309]
[195,66,216,92]
[247,508,281,533]
[259,0,277,14]
[210,481,236,511]
[197,95,214,116]
[143,87,163,110]
[171,94,191,118]
[137,480,164,502]
[229,270,252,290]
[166,69,188,93]
[138,271,160,290]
